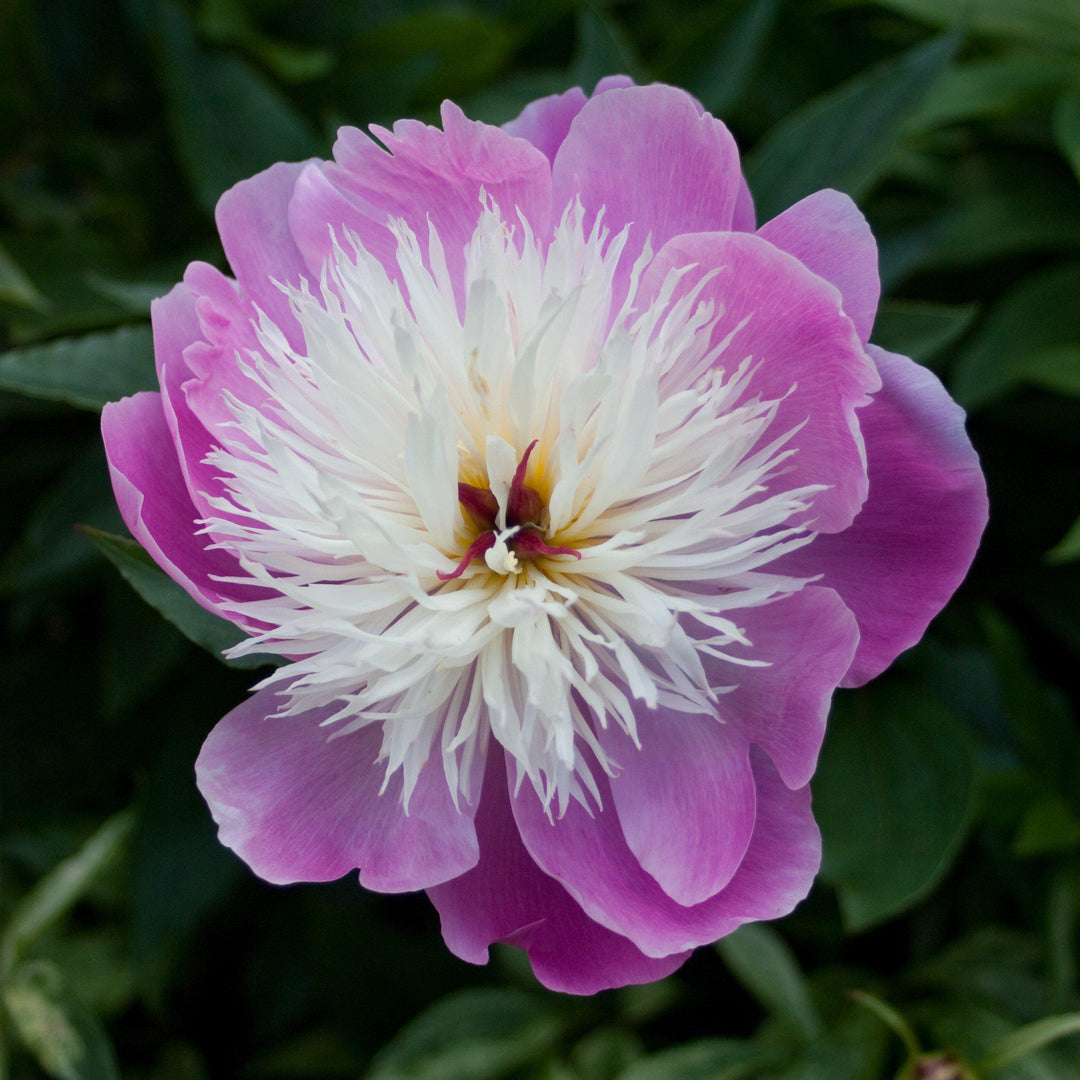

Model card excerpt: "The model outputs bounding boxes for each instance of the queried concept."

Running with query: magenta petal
[551,84,745,258]
[510,746,819,958]
[779,347,988,687]
[596,711,756,906]
[196,688,479,892]
[718,586,860,789]
[101,391,250,617]
[427,752,687,994]
[290,103,553,298]
[757,189,880,345]
[643,230,880,533]
[216,160,314,349]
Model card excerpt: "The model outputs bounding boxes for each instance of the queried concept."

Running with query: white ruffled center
[202,199,820,814]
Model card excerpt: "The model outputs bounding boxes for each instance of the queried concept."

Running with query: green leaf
[1,810,135,977]
[1013,794,1080,856]
[0,324,155,411]
[755,1009,890,1080]
[687,0,780,116]
[743,31,959,221]
[979,1014,1080,1074]
[1048,514,1080,564]
[1013,344,1080,398]
[815,682,976,932]
[2,962,119,1080]
[569,1028,643,1080]
[1055,86,1080,183]
[616,1039,786,1080]
[366,989,568,1080]
[80,526,271,668]
[846,990,921,1060]
[571,8,646,90]
[0,239,49,312]
[910,52,1077,130]
[197,0,333,83]
[866,0,1080,50]
[980,608,1080,799]
[951,262,1080,411]
[146,0,321,213]
[715,925,822,1043]
[871,300,978,366]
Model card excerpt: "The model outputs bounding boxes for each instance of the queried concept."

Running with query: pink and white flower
[101,78,988,993]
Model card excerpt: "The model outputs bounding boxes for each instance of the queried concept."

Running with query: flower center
[438,440,582,580]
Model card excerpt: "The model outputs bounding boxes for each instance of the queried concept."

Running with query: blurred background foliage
[2,0,1080,1076]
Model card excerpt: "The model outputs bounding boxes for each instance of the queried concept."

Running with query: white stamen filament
[201,197,820,813]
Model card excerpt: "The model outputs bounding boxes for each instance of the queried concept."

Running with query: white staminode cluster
[203,197,821,815]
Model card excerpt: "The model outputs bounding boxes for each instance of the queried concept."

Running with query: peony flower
[101,77,987,994]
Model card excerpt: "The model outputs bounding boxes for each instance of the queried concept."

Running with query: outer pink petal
[718,586,860,789]
[150,281,231,519]
[427,752,687,994]
[596,711,756,907]
[779,347,988,687]
[195,688,479,892]
[101,391,253,617]
[551,84,744,261]
[215,160,314,350]
[757,189,879,345]
[509,746,819,958]
[289,102,553,304]
[642,230,880,534]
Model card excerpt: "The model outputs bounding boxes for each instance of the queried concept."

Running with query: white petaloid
[202,198,821,816]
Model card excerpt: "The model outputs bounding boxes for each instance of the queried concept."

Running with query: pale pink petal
[289,102,553,303]
[427,753,687,994]
[215,160,314,349]
[717,586,860,789]
[551,84,745,265]
[757,189,879,344]
[509,745,819,958]
[596,712,756,906]
[195,688,479,892]
[100,391,254,617]
[779,347,989,687]
[642,230,880,533]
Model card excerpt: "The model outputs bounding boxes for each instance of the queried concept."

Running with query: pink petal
[196,688,480,892]
[717,586,860,789]
[215,160,314,350]
[501,75,639,164]
[595,711,757,906]
[100,391,253,617]
[502,87,588,163]
[289,102,553,303]
[757,189,879,344]
[427,752,687,994]
[551,84,745,265]
[509,745,819,958]
[779,346,988,687]
[150,281,231,519]
[642,230,880,534]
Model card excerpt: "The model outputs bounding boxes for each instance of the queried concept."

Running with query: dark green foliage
[2,0,1080,1075]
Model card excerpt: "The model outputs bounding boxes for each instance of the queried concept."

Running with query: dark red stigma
[437,440,582,580]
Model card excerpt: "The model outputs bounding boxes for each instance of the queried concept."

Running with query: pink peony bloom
[101,78,988,994]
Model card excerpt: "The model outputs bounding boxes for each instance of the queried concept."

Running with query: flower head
[101,77,987,993]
